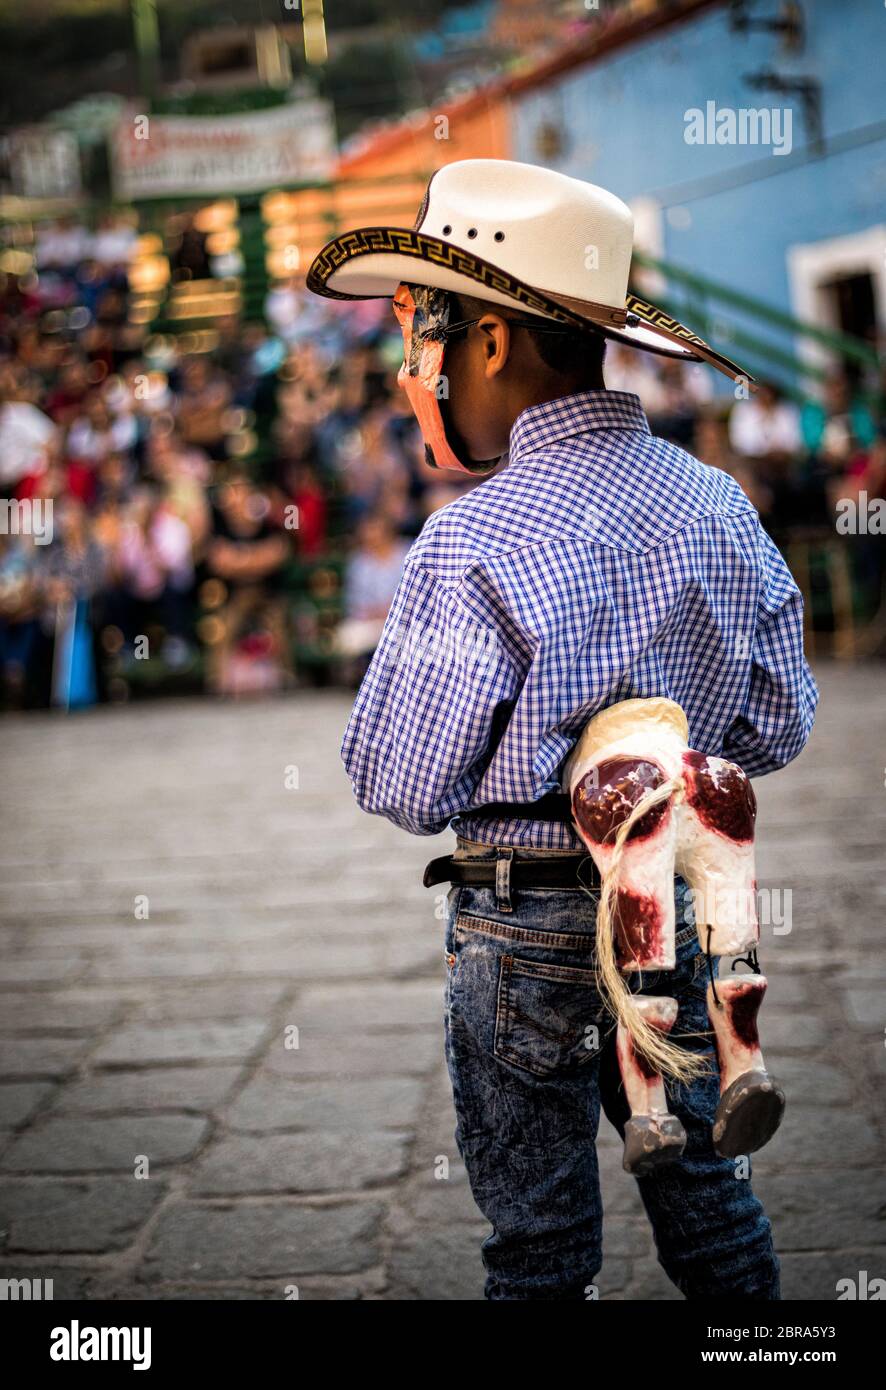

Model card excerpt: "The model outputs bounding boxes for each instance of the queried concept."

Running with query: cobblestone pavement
[1,663,884,1300]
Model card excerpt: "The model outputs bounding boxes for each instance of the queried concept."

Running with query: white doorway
[787,225,886,381]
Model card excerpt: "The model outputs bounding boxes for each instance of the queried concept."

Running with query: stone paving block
[1,1114,209,1172]
[0,958,88,987]
[0,908,123,929]
[762,1054,853,1106]
[292,981,442,1033]
[599,1166,647,1218]
[229,939,384,981]
[386,1224,486,1300]
[407,1168,486,1227]
[0,1263,98,1300]
[758,1169,886,1252]
[226,1075,425,1134]
[24,925,188,953]
[842,989,885,1030]
[611,1260,681,1300]
[115,917,302,947]
[0,1177,165,1252]
[772,1105,882,1167]
[381,936,442,978]
[104,1284,271,1301]
[0,1082,55,1129]
[92,953,240,983]
[0,992,124,1036]
[778,1249,886,1302]
[837,965,886,985]
[190,1131,411,1196]
[604,1219,656,1259]
[133,982,289,1023]
[92,1020,269,1067]
[759,1014,833,1050]
[102,1279,365,1300]
[140,1200,384,1281]
[596,1257,639,1297]
[409,1089,457,1153]
[55,1066,245,1114]
[262,1027,439,1079]
[822,913,886,948]
[761,974,828,1009]
[762,946,841,972]
[0,1038,91,1080]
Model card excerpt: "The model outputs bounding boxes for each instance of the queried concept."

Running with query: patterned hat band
[306,160,752,386]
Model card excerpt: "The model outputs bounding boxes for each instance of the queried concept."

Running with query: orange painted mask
[392,282,498,475]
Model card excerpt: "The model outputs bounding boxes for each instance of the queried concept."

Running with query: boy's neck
[507,377,607,429]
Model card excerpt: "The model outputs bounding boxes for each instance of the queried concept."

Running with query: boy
[307,160,818,1300]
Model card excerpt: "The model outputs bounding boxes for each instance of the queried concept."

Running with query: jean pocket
[493,954,605,1078]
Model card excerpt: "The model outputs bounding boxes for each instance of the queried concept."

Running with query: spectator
[108,485,194,657]
[175,355,232,460]
[91,213,137,272]
[204,468,292,696]
[35,217,90,277]
[335,511,409,680]
[728,381,803,536]
[0,532,40,709]
[0,365,57,489]
[44,358,92,427]
[38,496,105,709]
[799,370,878,526]
[728,380,802,459]
[269,458,328,558]
[646,357,713,450]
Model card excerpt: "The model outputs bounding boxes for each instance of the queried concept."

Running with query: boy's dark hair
[449,290,606,383]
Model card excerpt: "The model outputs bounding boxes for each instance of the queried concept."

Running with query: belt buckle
[495,847,514,913]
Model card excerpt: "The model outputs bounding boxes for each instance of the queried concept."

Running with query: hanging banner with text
[110,101,336,200]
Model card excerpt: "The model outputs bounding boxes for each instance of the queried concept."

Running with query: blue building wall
[510,0,886,376]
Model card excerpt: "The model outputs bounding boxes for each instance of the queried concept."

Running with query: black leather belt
[457,792,573,823]
[423,853,600,890]
[424,794,592,891]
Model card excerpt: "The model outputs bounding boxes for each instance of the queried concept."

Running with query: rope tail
[593,777,710,1084]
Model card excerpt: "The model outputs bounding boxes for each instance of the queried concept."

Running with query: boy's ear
[477,313,512,379]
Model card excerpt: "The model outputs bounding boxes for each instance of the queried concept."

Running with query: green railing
[632,249,881,399]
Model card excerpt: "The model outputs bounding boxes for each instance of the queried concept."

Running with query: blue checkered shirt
[341,390,818,848]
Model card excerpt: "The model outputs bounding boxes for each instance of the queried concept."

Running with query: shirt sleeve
[723,524,819,775]
[340,559,522,835]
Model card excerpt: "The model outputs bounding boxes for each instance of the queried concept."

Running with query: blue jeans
[442,839,780,1301]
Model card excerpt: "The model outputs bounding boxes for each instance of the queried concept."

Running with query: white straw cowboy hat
[306,158,750,385]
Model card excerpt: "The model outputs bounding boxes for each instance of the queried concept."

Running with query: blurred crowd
[606,345,886,542]
[1,213,884,711]
[0,215,476,710]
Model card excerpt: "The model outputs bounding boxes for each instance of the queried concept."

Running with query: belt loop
[495,848,514,913]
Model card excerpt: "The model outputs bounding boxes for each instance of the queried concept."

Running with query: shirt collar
[507,389,651,467]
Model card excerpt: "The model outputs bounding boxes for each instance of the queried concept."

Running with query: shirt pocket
[494,953,606,1079]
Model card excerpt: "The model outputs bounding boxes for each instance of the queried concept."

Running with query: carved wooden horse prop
[563,698,785,1176]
